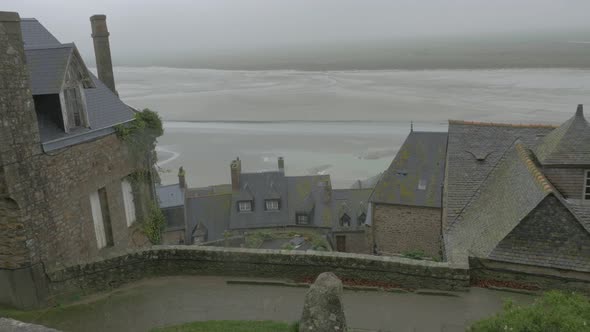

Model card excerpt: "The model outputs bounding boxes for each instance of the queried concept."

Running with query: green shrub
[402,250,426,260]
[470,291,590,332]
[281,243,295,250]
[142,202,166,244]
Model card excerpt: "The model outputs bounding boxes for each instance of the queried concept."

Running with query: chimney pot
[231,158,242,191]
[278,157,285,174]
[178,166,186,189]
[576,104,583,117]
[90,14,117,95]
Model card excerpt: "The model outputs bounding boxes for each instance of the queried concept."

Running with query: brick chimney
[231,157,242,191]
[278,157,285,174]
[178,166,186,189]
[90,14,117,95]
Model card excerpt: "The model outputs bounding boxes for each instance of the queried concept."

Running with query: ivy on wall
[116,109,166,244]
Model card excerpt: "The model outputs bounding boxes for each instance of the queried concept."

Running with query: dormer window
[238,200,253,212]
[62,86,86,129]
[357,213,366,226]
[265,199,280,211]
[296,213,309,225]
[584,170,590,201]
[340,213,351,227]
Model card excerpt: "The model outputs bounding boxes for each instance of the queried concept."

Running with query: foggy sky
[5,0,590,67]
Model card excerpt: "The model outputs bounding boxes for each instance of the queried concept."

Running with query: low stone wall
[470,258,590,294]
[46,246,469,302]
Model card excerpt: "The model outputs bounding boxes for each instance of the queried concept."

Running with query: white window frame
[238,200,252,212]
[265,199,280,211]
[121,179,136,226]
[89,191,107,249]
[584,170,590,201]
[418,179,427,190]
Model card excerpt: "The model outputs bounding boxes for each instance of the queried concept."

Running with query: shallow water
[113,67,590,188]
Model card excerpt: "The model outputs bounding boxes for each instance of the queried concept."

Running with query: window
[340,213,351,227]
[63,86,85,128]
[357,213,366,226]
[296,213,309,225]
[265,199,280,211]
[121,180,136,226]
[418,179,427,190]
[89,188,114,249]
[585,170,590,200]
[238,200,253,212]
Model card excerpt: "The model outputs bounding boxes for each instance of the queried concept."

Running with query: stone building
[157,157,371,251]
[0,13,155,308]
[331,188,372,253]
[370,105,590,274]
[369,131,447,258]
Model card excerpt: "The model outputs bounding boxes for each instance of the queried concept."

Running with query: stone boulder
[0,318,61,332]
[299,272,347,331]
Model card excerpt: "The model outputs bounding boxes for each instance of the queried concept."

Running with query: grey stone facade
[372,204,441,258]
[0,12,153,308]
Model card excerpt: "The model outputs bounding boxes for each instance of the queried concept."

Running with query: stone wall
[331,230,370,254]
[470,258,590,294]
[372,204,442,258]
[46,246,470,301]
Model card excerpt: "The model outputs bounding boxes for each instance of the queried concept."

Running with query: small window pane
[265,200,279,211]
[238,201,252,212]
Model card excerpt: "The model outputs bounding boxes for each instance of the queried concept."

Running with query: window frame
[237,200,253,213]
[296,213,309,225]
[264,199,280,211]
[121,179,136,227]
[584,170,590,201]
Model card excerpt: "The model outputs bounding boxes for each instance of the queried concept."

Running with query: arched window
[340,213,351,227]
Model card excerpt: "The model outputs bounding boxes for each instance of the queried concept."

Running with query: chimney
[576,104,583,117]
[278,157,285,174]
[178,166,186,189]
[90,14,117,95]
[231,157,242,191]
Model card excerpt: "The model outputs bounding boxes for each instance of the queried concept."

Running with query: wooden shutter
[90,191,106,249]
[121,180,136,226]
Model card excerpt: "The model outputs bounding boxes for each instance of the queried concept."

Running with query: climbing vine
[116,109,165,244]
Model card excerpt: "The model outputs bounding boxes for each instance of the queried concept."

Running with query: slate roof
[332,189,372,231]
[533,105,590,166]
[444,118,590,271]
[20,18,60,47]
[185,193,232,243]
[444,121,556,225]
[156,184,184,209]
[287,175,333,228]
[229,172,290,229]
[444,143,552,264]
[370,131,447,208]
[25,45,74,95]
[20,18,136,151]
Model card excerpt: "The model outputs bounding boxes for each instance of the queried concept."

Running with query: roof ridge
[25,43,74,51]
[515,143,553,193]
[449,119,558,129]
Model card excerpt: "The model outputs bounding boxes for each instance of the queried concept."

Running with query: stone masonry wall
[373,204,442,259]
[46,246,470,301]
[331,231,370,254]
[1,13,150,273]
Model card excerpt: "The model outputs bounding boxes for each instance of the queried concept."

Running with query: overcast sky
[6,0,590,66]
